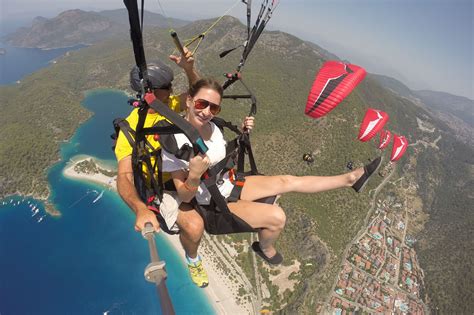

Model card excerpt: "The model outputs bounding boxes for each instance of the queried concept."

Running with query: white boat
[92,190,104,204]
[37,215,46,223]
[32,209,39,217]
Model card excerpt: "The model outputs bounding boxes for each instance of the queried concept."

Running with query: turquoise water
[0,90,215,314]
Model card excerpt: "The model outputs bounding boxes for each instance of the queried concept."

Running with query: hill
[98,8,188,28]
[0,13,472,313]
[415,89,474,127]
[3,9,189,49]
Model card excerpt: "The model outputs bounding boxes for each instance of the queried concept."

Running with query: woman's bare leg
[240,168,364,201]
[228,200,286,258]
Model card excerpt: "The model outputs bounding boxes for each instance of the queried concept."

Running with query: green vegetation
[1,16,471,313]
[74,159,117,177]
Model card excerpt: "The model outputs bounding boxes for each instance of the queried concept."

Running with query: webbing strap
[202,178,231,214]
[123,0,148,83]
[142,150,163,202]
[144,93,208,155]
[117,120,136,147]
[131,107,149,201]
[237,133,259,175]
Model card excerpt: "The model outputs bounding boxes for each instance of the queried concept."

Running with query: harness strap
[123,0,148,84]
[144,93,208,155]
[227,169,245,203]
[201,178,230,213]
[237,133,259,175]
[115,118,156,152]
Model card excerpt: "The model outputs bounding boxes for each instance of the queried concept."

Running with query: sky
[1,0,473,99]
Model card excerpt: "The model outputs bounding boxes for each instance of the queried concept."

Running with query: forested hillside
[1,15,472,313]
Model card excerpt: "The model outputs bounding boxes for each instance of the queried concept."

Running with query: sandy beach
[164,234,252,315]
[63,155,252,314]
[63,156,117,190]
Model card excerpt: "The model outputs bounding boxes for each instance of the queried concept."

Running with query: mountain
[98,9,188,28]
[4,9,124,48]
[1,14,472,314]
[415,90,474,126]
[372,74,474,145]
[3,9,189,49]
[370,73,418,100]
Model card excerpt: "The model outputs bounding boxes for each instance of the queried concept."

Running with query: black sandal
[352,156,382,193]
[251,241,283,265]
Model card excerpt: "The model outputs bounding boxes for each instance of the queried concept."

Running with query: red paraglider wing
[358,108,389,142]
[390,135,408,162]
[378,129,392,150]
[305,61,366,118]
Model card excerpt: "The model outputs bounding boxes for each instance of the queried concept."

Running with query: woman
[159,77,381,268]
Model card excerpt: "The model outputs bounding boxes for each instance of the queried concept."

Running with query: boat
[32,209,39,217]
[37,215,46,223]
[92,190,104,204]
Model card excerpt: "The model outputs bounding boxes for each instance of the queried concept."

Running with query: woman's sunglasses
[193,99,221,115]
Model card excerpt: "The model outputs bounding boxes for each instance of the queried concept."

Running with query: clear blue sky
[2,0,473,99]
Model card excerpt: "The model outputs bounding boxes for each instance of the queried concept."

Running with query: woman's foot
[352,156,382,192]
[251,242,283,265]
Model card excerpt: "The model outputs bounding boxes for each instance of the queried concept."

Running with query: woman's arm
[169,46,201,111]
[171,153,210,202]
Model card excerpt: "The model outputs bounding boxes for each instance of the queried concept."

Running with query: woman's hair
[188,77,223,98]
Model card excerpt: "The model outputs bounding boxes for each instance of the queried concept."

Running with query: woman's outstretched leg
[240,168,365,202]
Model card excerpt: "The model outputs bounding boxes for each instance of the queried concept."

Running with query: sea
[0,41,86,85]
[0,47,215,314]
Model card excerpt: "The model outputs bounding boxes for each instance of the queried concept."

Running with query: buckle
[146,195,160,213]
[234,175,245,187]
[229,169,245,187]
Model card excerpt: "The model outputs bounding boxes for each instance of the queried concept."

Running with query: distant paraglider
[378,129,392,150]
[346,161,354,170]
[305,61,366,118]
[390,135,408,162]
[303,153,315,164]
[358,108,389,142]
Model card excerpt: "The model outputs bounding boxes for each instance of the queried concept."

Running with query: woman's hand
[169,46,194,72]
[242,116,255,132]
[188,153,210,179]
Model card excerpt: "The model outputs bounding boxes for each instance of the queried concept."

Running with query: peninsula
[63,155,117,189]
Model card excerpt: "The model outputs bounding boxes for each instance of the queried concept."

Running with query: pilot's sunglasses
[193,99,221,115]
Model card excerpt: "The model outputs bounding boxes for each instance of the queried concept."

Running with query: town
[328,195,427,314]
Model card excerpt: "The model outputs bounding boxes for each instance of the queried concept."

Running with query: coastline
[62,154,250,314]
[164,234,250,315]
[63,155,118,190]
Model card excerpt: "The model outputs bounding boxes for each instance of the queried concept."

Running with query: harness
[113,111,266,235]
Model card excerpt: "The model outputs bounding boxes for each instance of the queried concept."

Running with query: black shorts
[194,195,278,235]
